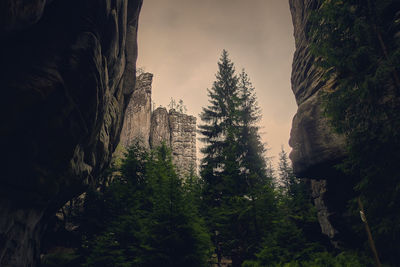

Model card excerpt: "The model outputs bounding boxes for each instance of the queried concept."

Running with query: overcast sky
[137,0,296,165]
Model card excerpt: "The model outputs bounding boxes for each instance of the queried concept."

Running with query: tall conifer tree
[199,52,275,266]
[199,49,240,207]
[199,49,241,265]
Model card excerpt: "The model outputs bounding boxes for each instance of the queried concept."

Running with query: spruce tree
[79,143,212,267]
[243,149,325,266]
[200,52,275,266]
[278,147,297,199]
[199,49,241,265]
[237,69,267,192]
[144,144,212,267]
[236,69,277,260]
[277,147,316,226]
[198,49,240,212]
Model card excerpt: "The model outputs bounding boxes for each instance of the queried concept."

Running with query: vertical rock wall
[288,0,346,178]
[150,107,171,148]
[168,109,197,176]
[120,73,153,148]
[288,0,356,247]
[0,0,143,266]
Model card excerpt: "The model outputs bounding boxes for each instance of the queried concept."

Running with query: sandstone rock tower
[150,107,197,176]
[120,73,153,148]
[120,73,197,176]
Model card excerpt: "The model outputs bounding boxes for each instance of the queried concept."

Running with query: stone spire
[120,72,153,148]
[120,73,197,176]
[168,109,197,177]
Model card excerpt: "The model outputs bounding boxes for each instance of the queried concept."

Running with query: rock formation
[120,76,197,176]
[120,73,153,149]
[0,1,143,266]
[167,109,197,176]
[124,105,198,176]
[288,0,346,178]
[150,107,172,148]
[150,107,198,176]
[288,0,355,247]
[310,180,337,243]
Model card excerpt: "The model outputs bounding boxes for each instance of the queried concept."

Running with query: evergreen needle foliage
[309,1,400,265]
[76,142,212,267]
[199,50,276,266]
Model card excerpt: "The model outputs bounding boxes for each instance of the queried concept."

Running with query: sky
[137,0,297,165]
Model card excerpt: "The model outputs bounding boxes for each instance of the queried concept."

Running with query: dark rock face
[0,0,142,266]
[288,0,356,247]
[288,0,346,178]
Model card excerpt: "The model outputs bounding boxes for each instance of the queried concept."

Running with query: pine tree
[277,147,317,224]
[278,147,297,198]
[236,69,277,260]
[79,143,212,267]
[243,149,326,266]
[144,144,212,267]
[199,52,275,266]
[198,49,240,209]
[199,49,241,265]
[237,69,267,191]
[81,142,150,266]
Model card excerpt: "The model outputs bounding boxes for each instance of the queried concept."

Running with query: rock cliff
[0,1,142,266]
[168,109,197,176]
[150,107,197,176]
[120,73,153,148]
[150,107,172,148]
[120,75,197,176]
[288,0,356,247]
[288,0,346,178]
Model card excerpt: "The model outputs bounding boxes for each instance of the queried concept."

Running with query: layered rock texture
[166,109,197,176]
[120,75,197,176]
[120,73,153,149]
[149,107,197,176]
[288,0,346,178]
[0,1,142,266]
[288,0,355,247]
[150,107,172,148]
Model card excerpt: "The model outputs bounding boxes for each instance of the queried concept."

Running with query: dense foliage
[309,0,400,265]
[241,149,370,267]
[55,143,212,267]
